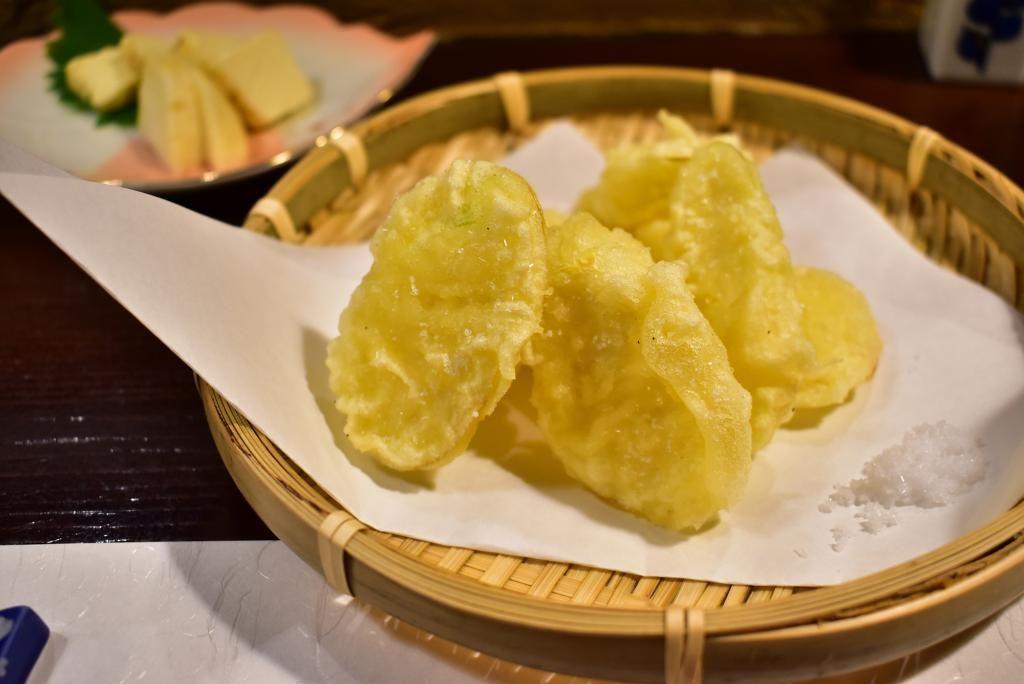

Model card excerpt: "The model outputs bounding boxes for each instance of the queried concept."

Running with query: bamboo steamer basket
[201,66,1024,682]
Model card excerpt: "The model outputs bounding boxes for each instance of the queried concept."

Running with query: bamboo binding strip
[318,510,366,596]
[248,196,297,242]
[494,71,531,132]
[907,126,941,191]
[665,606,705,684]
[213,67,1024,682]
[326,127,369,188]
[709,69,735,129]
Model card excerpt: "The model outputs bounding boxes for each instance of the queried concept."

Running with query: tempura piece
[792,266,882,408]
[575,111,696,233]
[327,161,546,470]
[576,110,746,252]
[669,142,814,450]
[542,208,567,226]
[530,213,752,530]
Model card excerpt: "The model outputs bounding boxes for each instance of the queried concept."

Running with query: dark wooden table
[3,32,1024,545]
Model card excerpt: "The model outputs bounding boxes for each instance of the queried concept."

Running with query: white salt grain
[823,421,986,551]
[827,421,986,511]
[830,526,851,553]
[855,502,900,534]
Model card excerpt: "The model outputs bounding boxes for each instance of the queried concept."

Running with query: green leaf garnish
[47,0,136,127]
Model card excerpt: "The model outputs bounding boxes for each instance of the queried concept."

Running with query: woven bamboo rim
[203,67,1024,682]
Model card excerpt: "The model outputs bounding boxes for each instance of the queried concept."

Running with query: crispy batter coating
[669,142,814,449]
[792,266,882,408]
[576,110,745,254]
[327,161,546,470]
[530,213,752,530]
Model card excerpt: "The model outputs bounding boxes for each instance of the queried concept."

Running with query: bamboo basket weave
[202,67,1024,683]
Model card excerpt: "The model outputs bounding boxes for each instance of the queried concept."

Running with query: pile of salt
[821,421,986,550]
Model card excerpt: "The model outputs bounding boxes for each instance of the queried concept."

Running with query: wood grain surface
[2,0,924,45]
[3,32,1024,545]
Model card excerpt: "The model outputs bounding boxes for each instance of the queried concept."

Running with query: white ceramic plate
[0,2,433,192]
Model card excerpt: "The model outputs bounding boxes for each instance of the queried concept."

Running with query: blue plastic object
[0,606,49,684]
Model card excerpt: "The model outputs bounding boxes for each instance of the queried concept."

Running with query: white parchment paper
[3,122,1023,585]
